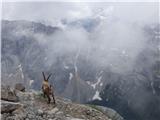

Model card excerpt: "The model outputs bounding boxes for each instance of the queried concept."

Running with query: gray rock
[1,100,22,113]
[1,85,19,102]
[96,106,124,120]
[37,109,44,116]
[15,83,25,92]
[27,113,35,119]
[1,90,123,120]
[15,91,35,103]
[48,107,59,114]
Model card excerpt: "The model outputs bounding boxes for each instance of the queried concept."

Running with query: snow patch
[100,83,103,86]
[29,80,34,86]
[63,62,69,69]
[21,73,24,79]
[69,73,73,80]
[91,76,102,89]
[86,81,91,85]
[18,64,24,79]
[18,64,22,68]
[151,81,156,95]
[92,91,102,100]
[64,65,69,69]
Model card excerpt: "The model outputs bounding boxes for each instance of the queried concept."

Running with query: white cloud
[2,2,158,25]
[2,0,159,2]
[1,2,159,73]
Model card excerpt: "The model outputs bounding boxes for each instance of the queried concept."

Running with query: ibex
[42,72,56,104]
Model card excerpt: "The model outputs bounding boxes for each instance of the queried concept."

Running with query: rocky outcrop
[15,83,25,92]
[1,100,23,114]
[96,106,124,120]
[1,88,124,120]
[1,85,18,102]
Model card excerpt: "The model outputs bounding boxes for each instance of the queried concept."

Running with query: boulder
[1,85,19,102]
[1,100,22,113]
[15,83,25,92]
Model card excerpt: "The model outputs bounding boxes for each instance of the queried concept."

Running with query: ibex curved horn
[42,72,46,80]
[47,74,52,81]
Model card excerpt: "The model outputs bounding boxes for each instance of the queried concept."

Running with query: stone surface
[1,85,19,102]
[1,100,22,113]
[15,83,25,92]
[1,88,124,120]
[96,106,124,120]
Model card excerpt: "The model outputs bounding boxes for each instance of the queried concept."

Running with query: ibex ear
[47,74,52,81]
[42,72,46,80]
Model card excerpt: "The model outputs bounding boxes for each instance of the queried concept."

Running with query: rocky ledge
[1,85,124,120]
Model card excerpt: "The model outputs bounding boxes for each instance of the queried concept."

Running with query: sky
[2,2,159,25]
[1,0,160,2]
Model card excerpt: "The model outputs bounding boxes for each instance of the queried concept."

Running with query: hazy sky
[2,0,159,2]
[2,2,159,25]
[1,1,159,73]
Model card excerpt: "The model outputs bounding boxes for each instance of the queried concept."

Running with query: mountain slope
[1,20,160,120]
[1,20,106,102]
[88,24,160,120]
[1,85,124,120]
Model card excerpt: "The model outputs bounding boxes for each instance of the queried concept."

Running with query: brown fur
[49,85,56,104]
[42,72,56,104]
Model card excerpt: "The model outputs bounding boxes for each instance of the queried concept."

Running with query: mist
[2,2,158,74]
[1,2,160,120]
[5,2,155,74]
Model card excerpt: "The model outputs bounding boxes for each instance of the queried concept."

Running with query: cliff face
[88,24,160,120]
[1,85,124,120]
[2,20,160,120]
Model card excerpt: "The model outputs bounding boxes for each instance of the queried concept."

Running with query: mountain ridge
[1,85,124,120]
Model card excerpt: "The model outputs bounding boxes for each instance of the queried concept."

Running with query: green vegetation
[86,104,103,113]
